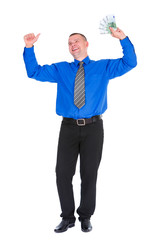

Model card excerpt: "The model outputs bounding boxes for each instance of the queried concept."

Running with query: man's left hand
[109,27,126,40]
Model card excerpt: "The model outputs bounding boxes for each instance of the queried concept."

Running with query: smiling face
[68,34,89,61]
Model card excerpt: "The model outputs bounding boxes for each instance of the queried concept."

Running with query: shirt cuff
[24,45,34,53]
[120,36,132,47]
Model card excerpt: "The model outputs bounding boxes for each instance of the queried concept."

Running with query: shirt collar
[74,56,90,66]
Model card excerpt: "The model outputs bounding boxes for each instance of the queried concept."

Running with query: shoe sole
[54,223,75,233]
[81,228,92,233]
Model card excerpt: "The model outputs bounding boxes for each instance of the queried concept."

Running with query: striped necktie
[74,62,85,109]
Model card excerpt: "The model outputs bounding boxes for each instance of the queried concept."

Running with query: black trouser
[55,118,104,222]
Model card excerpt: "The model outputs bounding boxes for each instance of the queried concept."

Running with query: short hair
[69,33,87,41]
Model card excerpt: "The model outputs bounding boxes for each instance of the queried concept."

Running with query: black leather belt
[63,115,102,126]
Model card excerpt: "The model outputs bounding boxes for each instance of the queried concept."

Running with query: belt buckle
[77,119,85,126]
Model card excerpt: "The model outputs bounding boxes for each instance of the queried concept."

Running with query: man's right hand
[24,33,40,48]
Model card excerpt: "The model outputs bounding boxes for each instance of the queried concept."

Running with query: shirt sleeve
[106,37,137,80]
[23,47,59,83]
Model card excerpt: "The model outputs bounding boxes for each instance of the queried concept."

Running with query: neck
[74,54,88,62]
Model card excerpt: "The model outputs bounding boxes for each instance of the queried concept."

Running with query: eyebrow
[68,38,80,44]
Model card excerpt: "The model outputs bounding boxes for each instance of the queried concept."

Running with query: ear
[86,41,89,48]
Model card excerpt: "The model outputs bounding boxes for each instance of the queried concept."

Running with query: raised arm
[23,33,59,83]
[105,27,137,79]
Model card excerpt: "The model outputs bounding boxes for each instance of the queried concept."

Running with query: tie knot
[79,62,84,67]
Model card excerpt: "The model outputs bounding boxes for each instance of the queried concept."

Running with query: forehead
[68,34,84,43]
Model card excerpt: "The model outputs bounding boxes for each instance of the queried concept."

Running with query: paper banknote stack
[99,15,117,34]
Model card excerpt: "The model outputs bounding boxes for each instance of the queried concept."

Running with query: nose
[71,43,76,47]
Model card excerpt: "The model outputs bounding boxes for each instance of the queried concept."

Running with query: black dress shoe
[81,219,92,232]
[54,220,75,233]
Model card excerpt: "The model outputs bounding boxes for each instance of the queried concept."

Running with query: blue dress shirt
[23,37,137,119]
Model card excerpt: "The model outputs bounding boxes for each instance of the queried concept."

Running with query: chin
[72,53,79,59]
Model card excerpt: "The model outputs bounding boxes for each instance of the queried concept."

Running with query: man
[23,27,137,233]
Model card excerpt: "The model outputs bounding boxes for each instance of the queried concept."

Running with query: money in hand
[99,15,117,34]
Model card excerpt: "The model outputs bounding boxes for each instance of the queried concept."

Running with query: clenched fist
[109,27,126,40]
[24,33,40,48]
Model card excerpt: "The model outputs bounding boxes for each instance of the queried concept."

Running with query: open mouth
[72,48,79,52]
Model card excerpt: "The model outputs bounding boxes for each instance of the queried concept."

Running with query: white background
[0,0,160,239]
